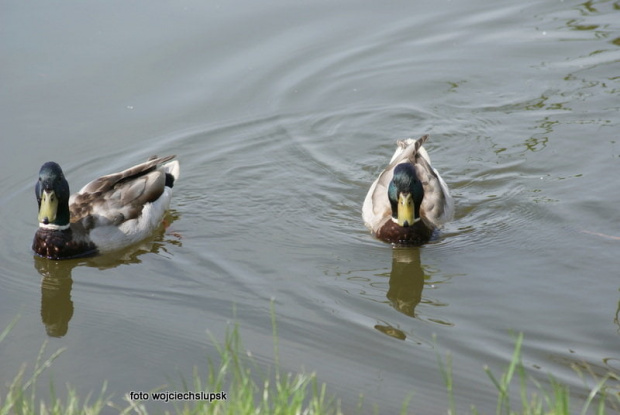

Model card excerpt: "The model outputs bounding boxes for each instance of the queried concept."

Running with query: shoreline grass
[1,315,618,415]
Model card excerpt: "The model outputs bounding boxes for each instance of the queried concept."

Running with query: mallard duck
[33,155,180,260]
[362,135,453,245]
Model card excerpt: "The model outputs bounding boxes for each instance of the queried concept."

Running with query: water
[1,0,619,413]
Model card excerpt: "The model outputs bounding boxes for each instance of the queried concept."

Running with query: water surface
[1,0,619,413]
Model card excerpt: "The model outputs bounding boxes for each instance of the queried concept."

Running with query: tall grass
[436,332,620,415]
[0,313,342,415]
[149,311,342,415]
[0,315,110,415]
[1,314,619,415]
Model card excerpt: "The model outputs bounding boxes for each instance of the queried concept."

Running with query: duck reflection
[374,324,407,340]
[374,247,425,340]
[386,247,425,316]
[35,257,74,337]
[33,212,181,337]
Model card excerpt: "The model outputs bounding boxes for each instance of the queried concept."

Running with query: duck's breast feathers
[33,227,98,259]
[69,155,178,226]
[374,218,434,245]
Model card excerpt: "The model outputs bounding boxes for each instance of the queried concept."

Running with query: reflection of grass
[2,315,619,415]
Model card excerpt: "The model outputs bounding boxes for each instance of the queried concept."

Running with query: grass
[1,314,619,415]
[436,332,620,415]
[0,312,342,415]
[143,307,341,415]
[0,315,108,415]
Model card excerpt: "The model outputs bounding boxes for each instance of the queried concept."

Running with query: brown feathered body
[33,156,180,259]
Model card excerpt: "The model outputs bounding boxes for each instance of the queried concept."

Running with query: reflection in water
[374,248,425,340]
[35,258,74,337]
[32,212,181,337]
[386,248,425,317]
[374,324,407,340]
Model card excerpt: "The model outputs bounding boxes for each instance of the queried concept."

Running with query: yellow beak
[397,192,414,227]
[38,190,58,224]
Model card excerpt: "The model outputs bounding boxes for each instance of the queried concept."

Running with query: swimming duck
[33,155,180,260]
[362,135,453,245]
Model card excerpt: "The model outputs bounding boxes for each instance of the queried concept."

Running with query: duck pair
[33,135,452,260]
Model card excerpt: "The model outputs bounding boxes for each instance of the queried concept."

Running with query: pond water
[1,0,619,413]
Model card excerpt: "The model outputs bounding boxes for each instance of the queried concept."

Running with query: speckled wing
[363,167,394,232]
[69,155,175,228]
[415,153,454,227]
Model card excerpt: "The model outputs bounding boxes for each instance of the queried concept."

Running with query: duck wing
[414,153,454,227]
[70,155,175,228]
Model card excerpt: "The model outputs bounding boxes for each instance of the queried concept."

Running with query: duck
[362,135,453,245]
[33,155,180,260]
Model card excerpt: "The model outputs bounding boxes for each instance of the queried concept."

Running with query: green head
[388,163,424,227]
[36,162,71,228]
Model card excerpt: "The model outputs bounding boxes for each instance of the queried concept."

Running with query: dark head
[36,162,71,227]
[388,163,424,227]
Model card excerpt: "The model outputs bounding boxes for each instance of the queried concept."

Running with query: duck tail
[163,160,180,188]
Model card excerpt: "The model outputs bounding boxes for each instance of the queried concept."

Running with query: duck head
[36,162,71,229]
[388,163,424,227]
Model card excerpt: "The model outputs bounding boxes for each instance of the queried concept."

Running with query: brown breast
[32,228,98,260]
[375,220,434,245]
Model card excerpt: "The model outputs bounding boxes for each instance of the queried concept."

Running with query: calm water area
[1,0,619,413]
